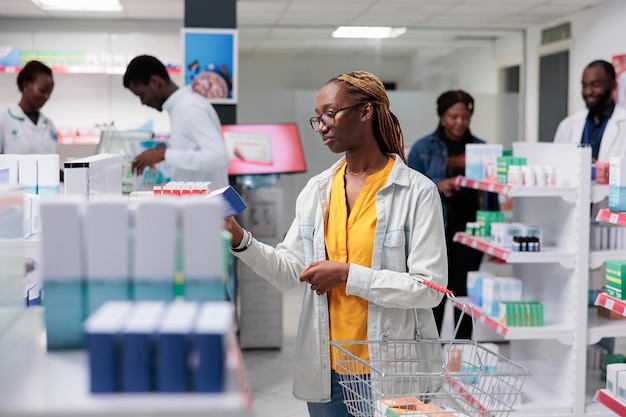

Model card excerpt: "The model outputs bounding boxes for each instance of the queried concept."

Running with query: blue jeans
[307,370,352,417]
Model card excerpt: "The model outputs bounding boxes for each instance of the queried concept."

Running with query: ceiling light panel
[31,0,123,12]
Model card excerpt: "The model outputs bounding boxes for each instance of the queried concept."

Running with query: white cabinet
[236,187,284,349]
[452,142,617,416]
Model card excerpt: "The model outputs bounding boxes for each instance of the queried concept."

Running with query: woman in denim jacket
[225,71,448,417]
[407,90,499,339]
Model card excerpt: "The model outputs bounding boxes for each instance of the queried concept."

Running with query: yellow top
[326,157,393,372]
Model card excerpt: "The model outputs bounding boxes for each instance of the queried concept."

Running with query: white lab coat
[553,105,626,161]
[162,86,230,188]
[0,103,58,154]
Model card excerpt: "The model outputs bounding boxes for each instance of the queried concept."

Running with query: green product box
[606,260,626,300]
[601,353,626,380]
[496,156,527,184]
[476,210,505,236]
[500,301,543,327]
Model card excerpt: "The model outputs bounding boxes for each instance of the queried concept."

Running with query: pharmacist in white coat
[553,60,626,162]
[0,60,58,154]
[123,55,230,188]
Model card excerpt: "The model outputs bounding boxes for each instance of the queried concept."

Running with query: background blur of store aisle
[241,283,309,417]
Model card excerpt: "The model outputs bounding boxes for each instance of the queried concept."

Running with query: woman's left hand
[300,261,349,295]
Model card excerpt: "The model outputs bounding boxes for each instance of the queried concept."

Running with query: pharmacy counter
[0,307,251,417]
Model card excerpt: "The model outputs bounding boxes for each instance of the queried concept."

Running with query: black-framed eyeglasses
[309,103,364,132]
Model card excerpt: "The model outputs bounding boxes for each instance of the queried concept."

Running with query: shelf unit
[453,142,608,416]
[593,210,626,415]
[0,308,251,416]
[594,389,626,415]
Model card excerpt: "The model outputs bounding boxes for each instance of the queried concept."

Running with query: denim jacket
[407,130,500,225]
[232,154,447,402]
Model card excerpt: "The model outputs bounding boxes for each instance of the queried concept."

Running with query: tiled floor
[241,284,309,417]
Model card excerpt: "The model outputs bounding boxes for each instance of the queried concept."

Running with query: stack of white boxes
[237,187,283,349]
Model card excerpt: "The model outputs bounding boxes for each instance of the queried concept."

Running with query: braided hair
[17,61,53,92]
[330,71,406,163]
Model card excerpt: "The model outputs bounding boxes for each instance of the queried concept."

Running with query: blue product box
[193,302,233,392]
[609,186,626,212]
[84,301,134,393]
[120,302,166,392]
[156,302,199,392]
[206,186,247,218]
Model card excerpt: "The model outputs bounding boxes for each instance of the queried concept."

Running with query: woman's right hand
[438,176,461,197]
[223,217,246,247]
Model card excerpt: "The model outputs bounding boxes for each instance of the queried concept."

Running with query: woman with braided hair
[225,71,447,416]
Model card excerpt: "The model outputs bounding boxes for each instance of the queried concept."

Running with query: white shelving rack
[592,210,626,415]
[451,142,620,416]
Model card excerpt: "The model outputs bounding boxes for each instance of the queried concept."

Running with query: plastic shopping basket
[330,281,532,417]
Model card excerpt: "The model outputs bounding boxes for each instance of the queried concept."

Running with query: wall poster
[182,28,238,105]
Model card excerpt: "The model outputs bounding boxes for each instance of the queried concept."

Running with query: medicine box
[597,161,610,185]
[610,157,626,187]
[607,363,626,398]
[482,276,522,317]
[467,271,494,307]
[608,186,626,212]
[476,210,505,237]
[618,367,626,402]
[606,260,626,300]
[497,156,527,185]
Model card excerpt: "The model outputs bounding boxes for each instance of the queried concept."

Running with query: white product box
[36,154,60,196]
[17,154,38,194]
[610,157,626,187]
[64,153,122,196]
[615,364,626,402]
[0,155,19,184]
[482,276,522,317]
[607,363,626,398]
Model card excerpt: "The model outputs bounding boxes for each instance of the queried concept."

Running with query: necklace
[345,167,368,177]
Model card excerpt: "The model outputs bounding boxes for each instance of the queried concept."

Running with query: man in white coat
[553,60,626,162]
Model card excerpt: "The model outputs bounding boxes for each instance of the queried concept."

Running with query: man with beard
[553,60,626,161]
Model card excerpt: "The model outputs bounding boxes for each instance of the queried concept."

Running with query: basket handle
[420,279,479,343]
[381,279,479,345]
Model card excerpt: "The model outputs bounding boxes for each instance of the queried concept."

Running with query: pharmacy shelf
[597,209,626,226]
[590,250,626,270]
[592,184,609,204]
[594,389,626,416]
[452,232,575,266]
[514,377,573,416]
[0,308,251,417]
[587,307,626,344]
[454,176,577,200]
[453,297,573,340]
[595,293,626,317]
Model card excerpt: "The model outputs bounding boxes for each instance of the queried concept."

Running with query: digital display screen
[222,123,307,176]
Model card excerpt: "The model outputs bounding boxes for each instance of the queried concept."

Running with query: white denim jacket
[232,154,448,402]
